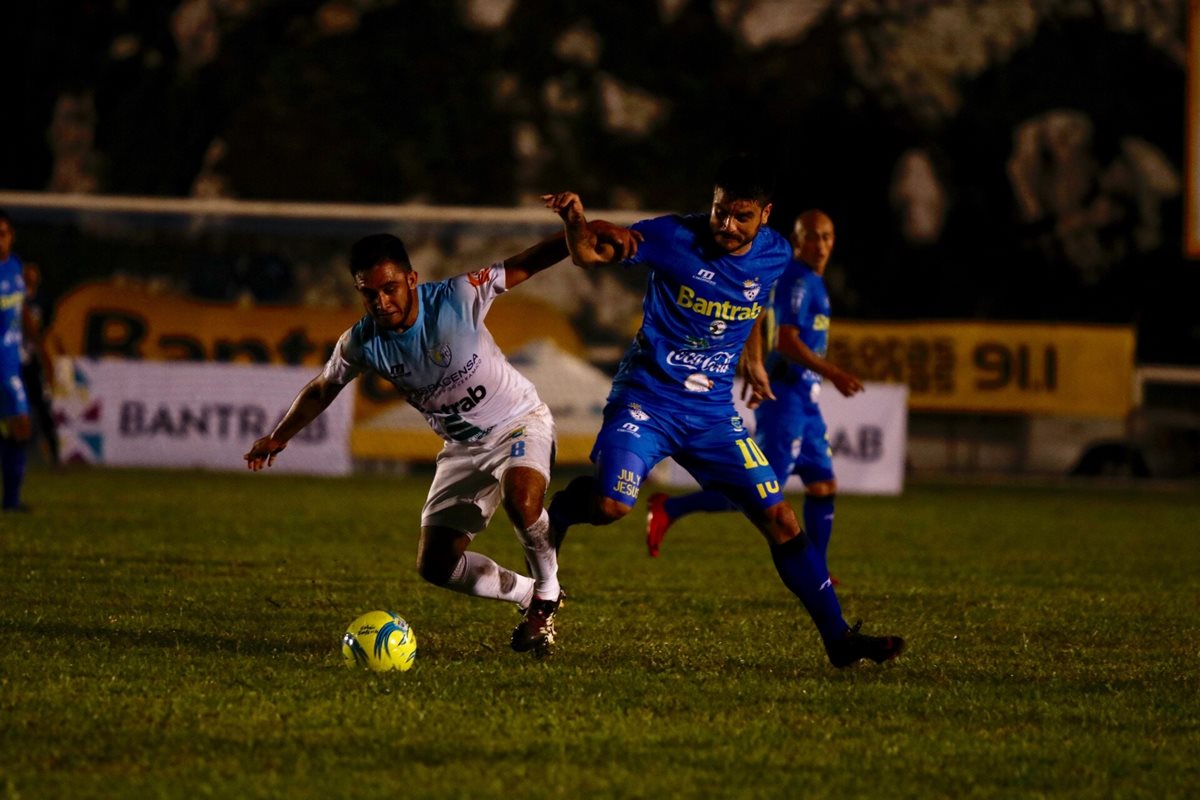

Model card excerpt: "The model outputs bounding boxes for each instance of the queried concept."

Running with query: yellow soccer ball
[341,610,417,672]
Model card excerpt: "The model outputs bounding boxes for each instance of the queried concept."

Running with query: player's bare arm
[244,373,345,470]
[503,223,639,288]
[542,192,641,267]
[776,324,864,397]
[740,313,776,409]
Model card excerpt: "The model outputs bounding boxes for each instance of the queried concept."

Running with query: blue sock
[2,439,27,510]
[803,494,836,562]
[663,491,737,520]
[770,533,848,641]
[548,475,595,534]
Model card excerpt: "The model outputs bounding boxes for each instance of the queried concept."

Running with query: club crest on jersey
[627,403,650,422]
[742,279,762,301]
[429,343,453,367]
[467,266,492,287]
[731,416,745,432]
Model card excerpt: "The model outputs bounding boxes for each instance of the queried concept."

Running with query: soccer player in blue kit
[543,158,904,668]
[246,225,635,656]
[646,210,863,601]
[0,210,32,513]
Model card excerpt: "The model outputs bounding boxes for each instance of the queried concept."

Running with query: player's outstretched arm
[542,192,640,268]
[244,373,345,470]
[776,325,864,397]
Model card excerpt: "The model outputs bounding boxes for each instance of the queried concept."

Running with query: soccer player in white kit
[245,229,636,655]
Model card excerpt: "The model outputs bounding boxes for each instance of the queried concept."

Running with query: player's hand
[542,192,585,225]
[589,220,642,260]
[831,370,865,398]
[741,362,775,410]
[244,436,287,471]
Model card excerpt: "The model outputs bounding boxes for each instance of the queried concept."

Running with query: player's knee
[756,501,802,546]
[416,551,455,587]
[807,479,837,497]
[415,530,466,586]
[593,496,631,525]
[501,490,543,530]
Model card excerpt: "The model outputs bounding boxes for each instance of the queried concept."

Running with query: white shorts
[421,403,556,535]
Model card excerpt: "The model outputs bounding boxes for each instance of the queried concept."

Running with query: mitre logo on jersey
[675,286,762,321]
[386,362,412,378]
[694,268,716,284]
[466,266,492,287]
[429,343,453,367]
[742,279,762,301]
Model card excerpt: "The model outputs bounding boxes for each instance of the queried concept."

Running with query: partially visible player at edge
[244,226,636,655]
[0,210,32,513]
[542,157,903,668]
[645,210,862,604]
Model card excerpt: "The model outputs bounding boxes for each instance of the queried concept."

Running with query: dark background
[4,0,1197,364]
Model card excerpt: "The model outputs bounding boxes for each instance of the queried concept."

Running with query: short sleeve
[322,327,364,386]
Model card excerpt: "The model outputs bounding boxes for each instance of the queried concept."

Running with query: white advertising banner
[54,359,353,475]
[654,380,908,495]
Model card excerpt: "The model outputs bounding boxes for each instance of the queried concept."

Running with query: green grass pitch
[2,467,1198,798]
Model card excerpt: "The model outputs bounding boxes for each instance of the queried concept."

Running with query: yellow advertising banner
[829,321,1135,417]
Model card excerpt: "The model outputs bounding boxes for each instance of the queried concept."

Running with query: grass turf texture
[2,468,1198,799]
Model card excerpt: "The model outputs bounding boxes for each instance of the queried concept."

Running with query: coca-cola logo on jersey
[665,349,737,373]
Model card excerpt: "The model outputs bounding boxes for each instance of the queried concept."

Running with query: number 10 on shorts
[736,437,780,499]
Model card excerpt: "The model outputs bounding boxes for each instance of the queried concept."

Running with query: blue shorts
[590,397,785,513]
[753,387,835,486]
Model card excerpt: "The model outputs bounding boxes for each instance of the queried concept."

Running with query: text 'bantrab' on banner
[52,359,354,475]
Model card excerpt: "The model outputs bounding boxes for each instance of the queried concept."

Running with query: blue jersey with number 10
[610,214,792,414]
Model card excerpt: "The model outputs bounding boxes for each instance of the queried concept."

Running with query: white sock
[445,551,534,605]
[514,509,561,600]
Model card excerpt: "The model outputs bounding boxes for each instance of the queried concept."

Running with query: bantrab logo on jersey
[675,286,762,321]
[429,343,453,367]
[742,279,762,301]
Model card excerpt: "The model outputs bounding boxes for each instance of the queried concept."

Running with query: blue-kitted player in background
[543,157,903,668]
[0,209,32,513]
[645,210,863,600]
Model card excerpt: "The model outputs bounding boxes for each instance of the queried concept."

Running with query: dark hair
[713,153,774,205]
[349,233,412,275]
[0,209,11,225]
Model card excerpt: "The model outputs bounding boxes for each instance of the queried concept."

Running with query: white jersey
[323,264,543,443]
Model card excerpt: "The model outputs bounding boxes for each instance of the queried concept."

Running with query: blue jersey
[0,254,23,357]
[610,214,792,414]
[0,253,28,417]
[764,259,829,398]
